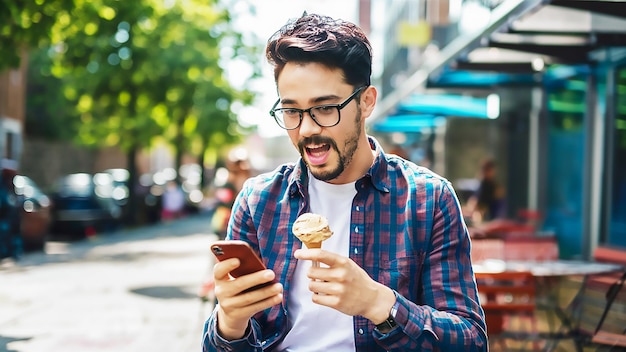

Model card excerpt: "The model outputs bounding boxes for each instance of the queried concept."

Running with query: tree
[30,0,258,224]
[0,1,78,71]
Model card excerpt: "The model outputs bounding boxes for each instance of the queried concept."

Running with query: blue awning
[397,94,500,119]
[371,114,446,133]
[371,93,501,133]
[427,70,538,88]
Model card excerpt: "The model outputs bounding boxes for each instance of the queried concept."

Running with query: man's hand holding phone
[211,240,283,340]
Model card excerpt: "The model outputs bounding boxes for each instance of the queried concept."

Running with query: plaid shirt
[203,137,487,351]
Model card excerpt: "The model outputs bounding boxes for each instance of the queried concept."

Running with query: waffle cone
[304,241,322,249]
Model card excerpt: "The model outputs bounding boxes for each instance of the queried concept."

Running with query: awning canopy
[428,69,538,88]
[371,114,446,133]
[372,93,500,133]
[399,94,500,119]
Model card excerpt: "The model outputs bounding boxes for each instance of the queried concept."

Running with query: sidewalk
[0,215,218,352]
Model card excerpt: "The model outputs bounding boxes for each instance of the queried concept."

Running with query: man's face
[276,62,364,183]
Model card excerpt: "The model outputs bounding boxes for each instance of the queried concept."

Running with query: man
[203,13,487,351]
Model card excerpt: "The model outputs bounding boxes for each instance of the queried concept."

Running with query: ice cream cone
[293,213,333,269]
[292,213,333,246]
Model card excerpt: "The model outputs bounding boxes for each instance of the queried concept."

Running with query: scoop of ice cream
[292,213,333,248]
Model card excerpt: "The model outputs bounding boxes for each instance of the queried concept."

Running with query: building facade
[369,0,626,259]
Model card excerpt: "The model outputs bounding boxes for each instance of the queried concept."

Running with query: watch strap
[375,316,397,331]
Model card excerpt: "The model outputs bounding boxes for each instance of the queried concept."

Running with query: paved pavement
[0,215,219,352]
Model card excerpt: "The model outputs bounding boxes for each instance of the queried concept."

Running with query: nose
[298,110,322,137]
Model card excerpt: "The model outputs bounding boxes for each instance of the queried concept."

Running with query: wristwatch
[375,316,398,332]
[375,300,399,333]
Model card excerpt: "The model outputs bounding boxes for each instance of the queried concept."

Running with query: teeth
[309,146,325,153]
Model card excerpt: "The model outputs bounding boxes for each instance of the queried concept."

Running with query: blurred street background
[0,215,217,352]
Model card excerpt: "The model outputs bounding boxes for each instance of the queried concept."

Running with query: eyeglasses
[269,86,367,130]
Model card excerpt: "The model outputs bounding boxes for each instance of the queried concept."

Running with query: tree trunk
[174,112,186,184]
[125,145,139,226]
[198,136,209,189]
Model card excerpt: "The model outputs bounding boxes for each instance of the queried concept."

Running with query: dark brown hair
[265,13,372,88]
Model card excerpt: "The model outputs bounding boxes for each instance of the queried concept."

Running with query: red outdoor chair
[471,238,505,263]
[503,236,560,262]
[476,271,540,351]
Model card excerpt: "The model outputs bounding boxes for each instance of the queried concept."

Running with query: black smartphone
[210,240,275,292]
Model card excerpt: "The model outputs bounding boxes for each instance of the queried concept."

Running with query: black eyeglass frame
[269,86,367,130]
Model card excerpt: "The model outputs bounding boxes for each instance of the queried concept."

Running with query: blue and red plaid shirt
[203,137,487,351]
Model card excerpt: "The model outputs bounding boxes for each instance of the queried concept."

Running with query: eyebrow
[280,93,342,107]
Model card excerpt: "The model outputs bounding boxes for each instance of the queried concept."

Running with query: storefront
[370,0,626,259]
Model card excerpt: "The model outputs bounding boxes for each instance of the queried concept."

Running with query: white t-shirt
[276,174,357,351]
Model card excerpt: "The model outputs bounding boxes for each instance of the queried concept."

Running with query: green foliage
[0,0,76,70]
[25,46,80,141]
[22,0,259,160]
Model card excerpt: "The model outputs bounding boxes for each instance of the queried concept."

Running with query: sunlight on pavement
[44,241,71,255]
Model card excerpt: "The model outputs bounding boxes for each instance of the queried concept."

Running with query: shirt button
[355,227,359,233]
[356,206,360,211]
[358,328,364,335]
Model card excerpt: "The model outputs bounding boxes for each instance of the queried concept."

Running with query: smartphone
[210,240,275,292]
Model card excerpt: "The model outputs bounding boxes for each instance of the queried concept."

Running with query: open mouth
[305,144,331,165]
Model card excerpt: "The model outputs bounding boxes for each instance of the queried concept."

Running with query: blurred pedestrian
[160,180,185,221]
[225,147,252,193]
[210,148,251,239]
[466,158,505,224]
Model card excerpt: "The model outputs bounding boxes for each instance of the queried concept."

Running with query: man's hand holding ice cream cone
[294,242,396,324]
[292,213,396,323]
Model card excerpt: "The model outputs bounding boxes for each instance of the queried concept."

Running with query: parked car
[13,175,52,250]
[102,168,131,221]
[49,173,122,239]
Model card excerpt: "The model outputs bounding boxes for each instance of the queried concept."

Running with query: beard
[298,109,362,182]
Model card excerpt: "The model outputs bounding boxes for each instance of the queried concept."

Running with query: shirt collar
[288,135,391,198]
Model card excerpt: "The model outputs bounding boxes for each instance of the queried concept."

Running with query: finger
[310,289,340,308]
[294,248,319,260]
[308,277,345,294]
[295,249,340,266]
[213,258,240,280]
[219,283,283,320]
[233,269,277,294]
[222,287,284,317]
[245,291,284,313]
[238,282,284,305]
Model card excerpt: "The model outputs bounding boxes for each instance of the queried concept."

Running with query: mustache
[297,135,335,151]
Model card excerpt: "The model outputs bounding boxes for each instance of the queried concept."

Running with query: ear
[360,86,377,119]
